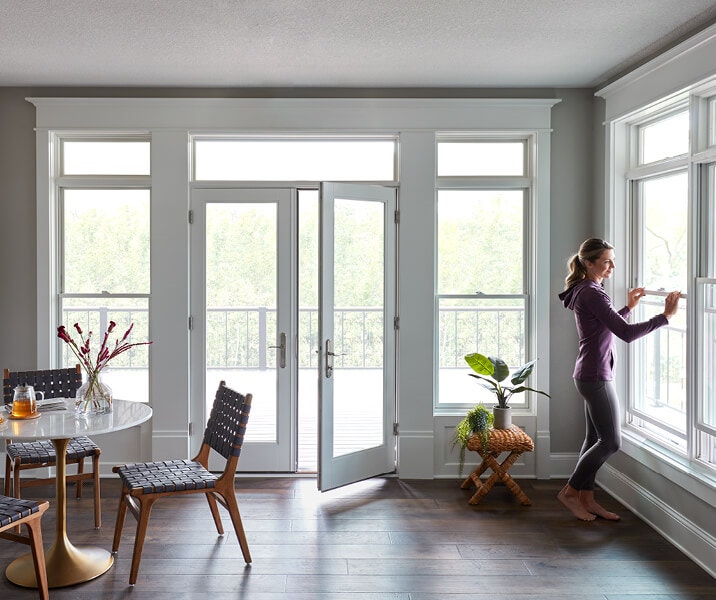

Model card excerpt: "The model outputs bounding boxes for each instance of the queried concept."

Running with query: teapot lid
[14,382,33,392]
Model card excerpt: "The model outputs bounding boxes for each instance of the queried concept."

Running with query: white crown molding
[26,97,561,131]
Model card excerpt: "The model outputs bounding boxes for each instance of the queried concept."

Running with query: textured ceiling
[2,0,716,89]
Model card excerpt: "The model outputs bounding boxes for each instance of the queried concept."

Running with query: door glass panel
[332,198,384,457]
[205,203,277,443]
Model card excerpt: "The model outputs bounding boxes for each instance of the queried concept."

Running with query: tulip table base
[5,438,114,588]
[7,538,113,588]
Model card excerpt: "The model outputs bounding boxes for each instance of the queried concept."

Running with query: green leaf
[510,360,536,385]
[467,373,499,392]
[465,353,494,376]
[519,385,551,398]
[489,357,510,382]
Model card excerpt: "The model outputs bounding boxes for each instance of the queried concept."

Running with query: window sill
[621,429,716,501]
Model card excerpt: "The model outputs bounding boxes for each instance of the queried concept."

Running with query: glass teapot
[12,383,43,418]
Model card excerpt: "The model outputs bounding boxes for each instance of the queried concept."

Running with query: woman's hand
[662,291,681,320]
[627,287,647,310]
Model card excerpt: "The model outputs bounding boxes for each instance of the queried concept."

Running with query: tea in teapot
[11,384,43,418]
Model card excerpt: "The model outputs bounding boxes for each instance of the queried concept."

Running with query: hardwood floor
[0,476,713,599]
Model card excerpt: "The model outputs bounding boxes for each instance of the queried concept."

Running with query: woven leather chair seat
[0,494,50,599]
[6,436,100,465]
[116,459,217,494]
[0,496,42,528]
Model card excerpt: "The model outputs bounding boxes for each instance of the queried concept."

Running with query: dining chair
[0,495,50,600]
[112,381,252,585]
[3,366,103,528]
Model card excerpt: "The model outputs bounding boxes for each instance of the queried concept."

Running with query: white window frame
[434,134,535,412]
[605,82,716,476]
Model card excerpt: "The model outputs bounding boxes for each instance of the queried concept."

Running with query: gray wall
[0,86,597,457]
[0,89,37,372]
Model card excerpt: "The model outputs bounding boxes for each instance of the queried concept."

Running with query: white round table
[0,398,152,588]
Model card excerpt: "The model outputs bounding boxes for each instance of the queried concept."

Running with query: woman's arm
[581,286,667,343]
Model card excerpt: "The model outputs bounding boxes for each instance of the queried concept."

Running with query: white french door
[190,188,295,471]
[318,183,396,491]
[190,184,396,486]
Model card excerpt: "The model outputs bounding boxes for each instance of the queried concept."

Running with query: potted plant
[464,352,550,429]
[453,404,493,476]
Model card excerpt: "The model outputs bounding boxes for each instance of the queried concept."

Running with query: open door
[318,182,396,491]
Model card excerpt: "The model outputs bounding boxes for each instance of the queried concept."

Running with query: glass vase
[76,372,113,414]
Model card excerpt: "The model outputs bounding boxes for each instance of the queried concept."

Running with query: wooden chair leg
[222,490,251,563]
[91,453,101,529]
[205,492,224,535]
[112,485,130,554]
[75,457,85,499]
[129,496,159,585]
[3,455,11,496]
[13,459,21,499]
[24,512,50,600]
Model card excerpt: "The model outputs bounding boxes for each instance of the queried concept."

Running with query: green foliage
[453,404,493,476]
[464,352,550,408]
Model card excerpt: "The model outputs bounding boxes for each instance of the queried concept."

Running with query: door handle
[324,338,346,378]
[269,332,286,369]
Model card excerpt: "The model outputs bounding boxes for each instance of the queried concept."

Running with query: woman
[557,238,680,521]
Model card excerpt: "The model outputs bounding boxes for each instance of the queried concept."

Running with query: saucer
[8,412,42,420]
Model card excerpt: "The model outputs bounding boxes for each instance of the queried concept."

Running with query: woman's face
[586,249,615,282]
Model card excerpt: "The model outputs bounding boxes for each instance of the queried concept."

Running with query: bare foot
[579,491,620,521]
[557,485,596,521]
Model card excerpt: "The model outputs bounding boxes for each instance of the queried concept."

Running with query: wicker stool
[460,425,534,505]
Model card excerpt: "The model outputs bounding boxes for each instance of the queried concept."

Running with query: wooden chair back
[3,365,83,406]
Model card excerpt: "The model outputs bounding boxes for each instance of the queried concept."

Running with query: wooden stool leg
[463,450,532,506]
[467,454,503,505]
[460,452,490,489]
[494,451,531,505]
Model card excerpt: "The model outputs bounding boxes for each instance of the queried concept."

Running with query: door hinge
[188,210,194,224]
[188,315,193,330]
[394,209,400,224]
[394,316,399,330]
[188,422,194,436]
[393,422,399,436]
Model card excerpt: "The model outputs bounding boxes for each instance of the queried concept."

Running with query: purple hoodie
[558,279,668,381]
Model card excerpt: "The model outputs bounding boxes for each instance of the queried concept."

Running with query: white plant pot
[493,406,512,429]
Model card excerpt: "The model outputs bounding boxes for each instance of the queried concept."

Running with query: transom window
[193,137,396,181]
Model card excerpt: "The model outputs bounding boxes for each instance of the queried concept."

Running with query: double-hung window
[618,89,716,470]
[435,137,533,409]
[627,108,689,443]
[56,137,152,402]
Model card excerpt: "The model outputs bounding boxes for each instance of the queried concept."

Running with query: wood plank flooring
[0,477,713,599]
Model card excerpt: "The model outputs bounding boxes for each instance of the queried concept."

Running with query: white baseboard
[598,463,716,579]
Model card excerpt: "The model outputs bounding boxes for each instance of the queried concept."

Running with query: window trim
[434,133,540,414]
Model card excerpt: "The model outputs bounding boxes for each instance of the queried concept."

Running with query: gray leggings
[568,379,622,491]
